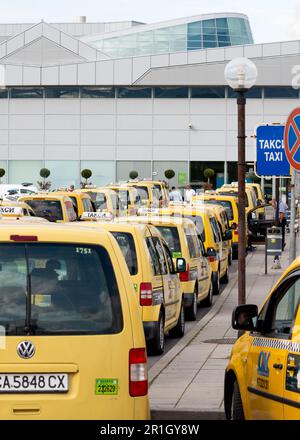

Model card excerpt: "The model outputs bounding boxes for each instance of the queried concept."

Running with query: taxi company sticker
[257,351,270,378]
[172,252,182,258]
[95,379,119,395]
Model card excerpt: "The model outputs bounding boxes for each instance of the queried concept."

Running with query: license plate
[0,374,68,393]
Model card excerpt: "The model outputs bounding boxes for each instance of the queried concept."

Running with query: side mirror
[223,230,232,241]
[232,304,258,331]
[176,257,187,273]
[231,222,237,230]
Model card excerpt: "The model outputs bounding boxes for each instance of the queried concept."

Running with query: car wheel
[148,311,165,356]
[221,265,229,284]
[212,271,220,295]
[201,279,213,307]
[169,302,185,338]
[231,381,245,420]
[185,289,197,321]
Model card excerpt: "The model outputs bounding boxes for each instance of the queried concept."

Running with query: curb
[148,252,256,385]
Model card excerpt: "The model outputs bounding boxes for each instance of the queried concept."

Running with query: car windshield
[25,200,63,222]
[87,192,107,210]
[156,226,181,257]
[205,200,234,220]
[0,243,123,335]
[185,216,205,242]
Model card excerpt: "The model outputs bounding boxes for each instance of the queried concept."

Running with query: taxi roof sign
[0,206,23,216]
[81,211,113,221]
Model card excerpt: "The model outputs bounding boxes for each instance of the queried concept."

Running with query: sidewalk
[149,242,294,420]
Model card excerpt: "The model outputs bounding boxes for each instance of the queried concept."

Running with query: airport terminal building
[0,12,298,187]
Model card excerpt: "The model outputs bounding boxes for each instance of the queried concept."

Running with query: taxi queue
[0,179,281,420]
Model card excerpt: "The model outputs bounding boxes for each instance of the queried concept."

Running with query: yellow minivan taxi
[0,201,36,218]
[0,222,149,420]
[192,194,239,259]
[80,187,119,217]
[19,194,77,223]
[128,215,213,320]
[106,185,141,215]
[217,185,257,215]
[225,257,300,420]
[127,180,169,208]
[52,191,94,218]
[161,205,229,295]
[90,220,185,355]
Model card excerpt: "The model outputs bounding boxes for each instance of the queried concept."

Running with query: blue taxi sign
[256,125,290,177]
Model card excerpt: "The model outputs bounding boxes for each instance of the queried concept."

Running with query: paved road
[148,258,239,369]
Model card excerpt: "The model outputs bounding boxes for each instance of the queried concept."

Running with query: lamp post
[225,58,258,305]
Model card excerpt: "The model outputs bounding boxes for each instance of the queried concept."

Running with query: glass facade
[91,17,253,58]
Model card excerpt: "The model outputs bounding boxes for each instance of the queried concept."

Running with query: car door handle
[273,363,283,370]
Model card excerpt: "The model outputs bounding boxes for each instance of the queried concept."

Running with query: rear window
[205,200,234,221]
[185,215,205,243]
[156,226,181,258]
[0,243,123,335]
[69,196,78,212]
[82,198,93,212]
[136,186,149,202]
[111,232,138,275]
[25,200,63,222]
[87,192,107,210]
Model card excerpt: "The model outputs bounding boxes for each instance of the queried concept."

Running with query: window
[154,87,188,98]
[0,243,123,335]
[184,227,198,259]
[117,87,152,98]
[258,275,300,338]
[111,232,138,276]
[87,192,106,210]
[146,237,161,276]
[81,87,115,98]
[0,89,8,99]
[191,87,225,98]
[25,200,63,223]
[64,200,77,222]
[264,87,299,99]
[210,217,221,243]
[10,88,44,98]
[45,87,79,98]
[134,186,149,204]
[228,87,262,99]
[82,198,93,212]
[69,196,78,214]
[205,200,234,221]
[163,243,175,274]
[185,215,205,243]
[156,226,181,257]
[152,237,168,275]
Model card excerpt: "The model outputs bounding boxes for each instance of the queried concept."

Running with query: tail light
[140,283,152,306]
[234,224,239,236]
[179,264,190,281]
[129,348,148,397]
[10,235,38,242]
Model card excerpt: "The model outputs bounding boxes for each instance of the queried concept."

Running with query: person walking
[169,186,183,202]
[279,198,288,250]
[185,184,196,203]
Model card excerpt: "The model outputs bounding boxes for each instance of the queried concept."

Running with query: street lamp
[225,58,258,306]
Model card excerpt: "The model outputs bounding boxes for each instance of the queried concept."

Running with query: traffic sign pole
[289,169,297,263]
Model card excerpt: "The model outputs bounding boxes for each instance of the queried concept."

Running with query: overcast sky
[1,0,300,43]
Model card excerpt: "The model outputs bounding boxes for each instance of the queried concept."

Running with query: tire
[232,249,238,260]
[201,279,213,308]
[221,265,229,284]
[231,381,245,420]
[148,311,165,356]
[212,271,220,295]
[169,302,185,338]
[185,289,197,321]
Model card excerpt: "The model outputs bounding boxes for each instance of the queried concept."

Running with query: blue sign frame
[256,125,290,177]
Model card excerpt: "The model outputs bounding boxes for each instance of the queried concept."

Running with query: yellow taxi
[18,194,77,223]
[127,215,213,320]
[0,222,149,419]
[106,185,141,215]
[217,185,257,215]
[51,191,94,218]
[0,201,36,218]
[87,220,186,355]
[225,257,300,420]
[160,205,229,295]
[80,187,119,217]
[193,194,239,259]
[127,180,170,208]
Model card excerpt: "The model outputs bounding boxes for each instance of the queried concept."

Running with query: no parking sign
[284,108,300,171]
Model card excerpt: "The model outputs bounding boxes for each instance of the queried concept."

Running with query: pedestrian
[279,198,288,251]
[69,184,75,192]
[169,186,183,202]
[185,184,196,203]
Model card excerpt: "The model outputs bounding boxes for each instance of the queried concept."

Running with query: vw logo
[17,341,35,359]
